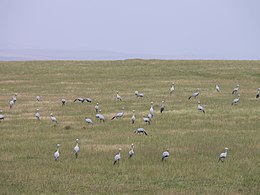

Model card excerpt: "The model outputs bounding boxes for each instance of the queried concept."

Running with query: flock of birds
[1,82,260,165]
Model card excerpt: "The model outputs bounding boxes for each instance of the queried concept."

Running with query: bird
[95,103,100,113]
[116,91,122,101]
[170,82,175,94]
[160,100,165,113]
[232,84,239,94]
[114,148,122,165]
[61,98,66,106]
[131,110,136,124]
[85,98,92,103]
[36,96,41,101]
[35,109,40,120]
[96,110,105,122]
[188,89,200,100]
[134,127,148,135]
[216,84,220,92]
[0,110,4,121]
[231,94,240,105]
[54,144,60,161]
[218,147,228,162]
[111,107,124,120]
[149,102,154,117]
[197,101,205,113]
[12,93,18,103]
[129,143,134,158]
[85,118,93,125]
[162,149,170,161]
[256,88,260,98]
[50,113,58,124]
[135,91,144,98]
[74,139,80,159]
[73,97,85,103]
[9,100,14,109]
[143,116,151,125]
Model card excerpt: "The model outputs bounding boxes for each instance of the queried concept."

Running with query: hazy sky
[1,0,260,59]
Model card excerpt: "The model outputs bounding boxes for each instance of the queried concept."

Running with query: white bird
[9,100,14,109]
[231,94,240,105]
[216,84,220,92]
[54,144,60,161]
[162,149,170,161]
[129,143,134,158]
[116,91,122,101]
[149,102,154,117]
[218,147,228,162]
[160,100,165,113]
[95,103,100,113]
[131,110,136,124]
[188,89,200,100]
[134,127,148,135]
[170,82,175,94]
[135,91,144,98]
[0,110,4,121]
[61,98,66,106]
[256,88,260,99]
[111,107,124,120]
[114,148,122,165]
[232,84,239,94]
[35,109,40,120]
[197,101,205,113]
[50,113,58,124]
[36,96,41,101]
[74,139,80,159]
[85,118,93,125]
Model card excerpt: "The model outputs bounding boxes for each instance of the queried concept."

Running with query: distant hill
[0,49,198,61]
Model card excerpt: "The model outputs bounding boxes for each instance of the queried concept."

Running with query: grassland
[0,60,259,194]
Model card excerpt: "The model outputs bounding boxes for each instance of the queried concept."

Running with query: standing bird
[12,93,18,103]
[256,88,260,99]
[135,91,144,98]
[134,127,148,135]
[50,113,58,124]
[232,84,239,94]
[111,107,124,120]
[143,116,151,125]
[216,84,220,92]
[95,103,100,113]
[114,148,122,165]
[149,102,154,117]
[170,82,175,94]
[162,149,170,161]
[116,91,122,101]
[9,100,14,109]
[231,94,240,105]
[35,109,40,120]
[61,98,66,106]
[36,96,41,101]
[160,100,165,113]
[74,139,80,159]
[131,110,136,124]
[188,89,200,100]
[85,117,93,125]
[197,101,205,113]
[54,144,60,161]
[129,143,134,158]
[218,147,228,162]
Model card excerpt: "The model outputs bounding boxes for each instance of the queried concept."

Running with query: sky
[0,0,260,59]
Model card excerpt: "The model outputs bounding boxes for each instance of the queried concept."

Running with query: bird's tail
[111,116,115,120]
[114,160,117,165]
[144,131,148,136]
[188,96,192,100]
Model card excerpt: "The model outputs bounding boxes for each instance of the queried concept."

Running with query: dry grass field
[0,60,259,194]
